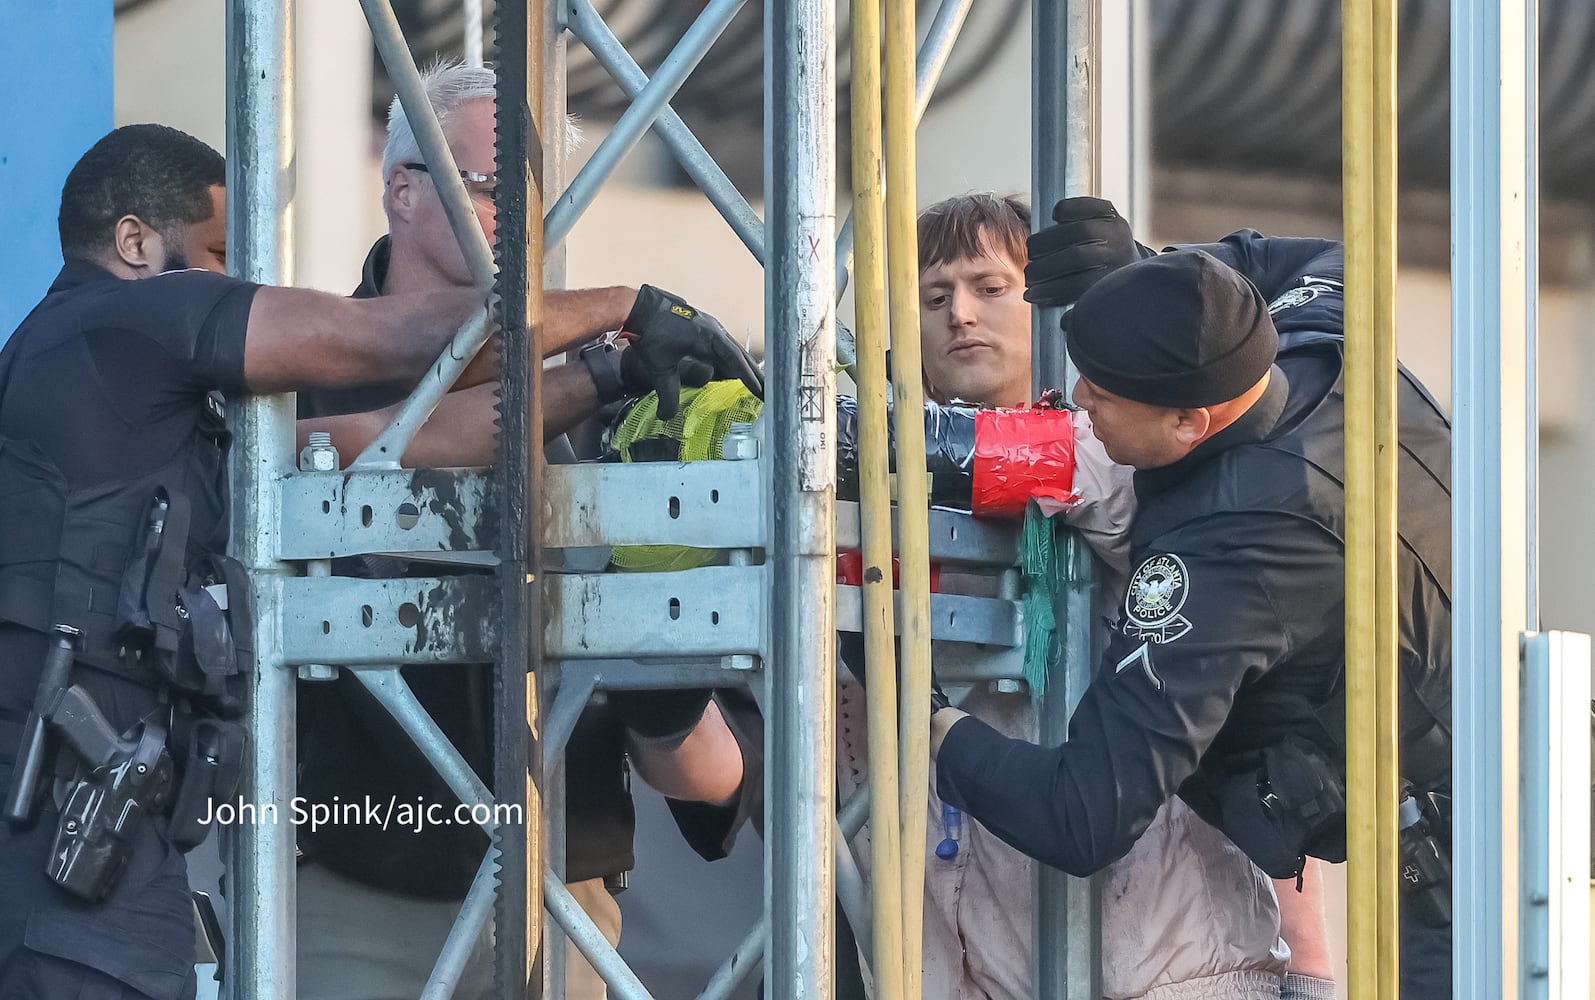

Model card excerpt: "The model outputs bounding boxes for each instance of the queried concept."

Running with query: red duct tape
[970,407,1079,517]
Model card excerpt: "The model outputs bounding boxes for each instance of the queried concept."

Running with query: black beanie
[1065,249,1279,408]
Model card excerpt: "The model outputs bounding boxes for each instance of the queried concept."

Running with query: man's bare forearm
[296,363,601,468]
[543,286,636,357]
[543,361,602,440]
[296,382,500,468]
[246,285,488,392]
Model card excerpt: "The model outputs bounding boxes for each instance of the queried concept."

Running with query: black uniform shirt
[0,261,256,995]
[0,261,256,727]
[935,232,1452,877]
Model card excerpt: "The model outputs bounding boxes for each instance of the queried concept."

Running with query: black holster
[1206,735,1349,880]
[47,685,174,901]
[165,717,248,851]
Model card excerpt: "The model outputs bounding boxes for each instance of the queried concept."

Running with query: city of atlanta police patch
[1124,553,1193,643]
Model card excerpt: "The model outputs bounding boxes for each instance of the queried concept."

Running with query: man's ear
[112,214,160,271]
[1172,406,1212,446]
[385,165,420,223]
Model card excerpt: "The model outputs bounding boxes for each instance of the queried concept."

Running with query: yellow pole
[1343,1,1401,997]
[884,0,932,993]
[851,0,905,995]
[1371,0,1401,994]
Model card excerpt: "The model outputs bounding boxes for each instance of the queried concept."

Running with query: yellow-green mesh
[609,381,764,572]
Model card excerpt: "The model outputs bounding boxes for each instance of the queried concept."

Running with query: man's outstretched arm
[932,515,1310,877]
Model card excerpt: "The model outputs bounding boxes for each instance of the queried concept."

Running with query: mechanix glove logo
[671,303,695,319]
[1124,553,1193,644]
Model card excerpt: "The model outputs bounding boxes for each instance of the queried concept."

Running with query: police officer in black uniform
[930,199,1453,999]
[0,124,495,1000]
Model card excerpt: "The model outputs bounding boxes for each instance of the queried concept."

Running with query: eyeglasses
[402,162,497,201]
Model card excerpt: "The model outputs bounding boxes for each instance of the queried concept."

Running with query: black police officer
[0,124,495,1000]
[930,199,1454,999]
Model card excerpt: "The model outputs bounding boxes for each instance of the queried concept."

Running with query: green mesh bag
[608,380,764,572]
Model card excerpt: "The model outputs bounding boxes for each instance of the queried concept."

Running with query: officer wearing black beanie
[931,204,1456,1000]
[1066,249,1278,409]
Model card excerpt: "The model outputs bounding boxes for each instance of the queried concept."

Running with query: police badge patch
[1124,553,1193,643]
[1267,275,1342,315]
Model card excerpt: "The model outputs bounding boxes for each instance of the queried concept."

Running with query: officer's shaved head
[58,124,225,264]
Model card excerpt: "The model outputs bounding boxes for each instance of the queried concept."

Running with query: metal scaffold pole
[1032,2,1104,996]
[764,0,837,994]
[224,0,296,995]
[494,1,542,995]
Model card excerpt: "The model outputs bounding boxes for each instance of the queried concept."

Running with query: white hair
[381,59,497,180]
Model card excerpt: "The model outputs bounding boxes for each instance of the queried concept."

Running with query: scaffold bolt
[300,432,340,473]
[722,422,759,461]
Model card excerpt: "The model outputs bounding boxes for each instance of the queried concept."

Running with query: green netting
[1019,500,1063,698]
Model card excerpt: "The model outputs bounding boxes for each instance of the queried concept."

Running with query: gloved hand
[1023,196,1152,308]
[620,285,764,420]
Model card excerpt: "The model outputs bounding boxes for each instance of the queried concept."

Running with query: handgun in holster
[47,684,174,901]
[1397,789,1452,925]
[2,625,82,826]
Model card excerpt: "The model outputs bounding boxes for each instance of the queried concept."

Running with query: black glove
[609,688,716,750]
[1023,196,1152,308]
[620,285,764,420]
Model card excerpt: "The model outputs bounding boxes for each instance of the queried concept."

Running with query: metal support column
[1032,2,1106,996]
[224,1,296,996]
[1452,0,1537,995]
[495,1,543,995]
[764,0,838,994]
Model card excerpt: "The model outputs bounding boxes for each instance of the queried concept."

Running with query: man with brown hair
[840,193,1298,999]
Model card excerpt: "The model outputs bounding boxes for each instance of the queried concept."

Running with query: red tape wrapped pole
[971,407,1079,517]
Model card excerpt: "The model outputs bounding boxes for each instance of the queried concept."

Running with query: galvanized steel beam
[834,501,1020,567]
[764,0,838,992]
[545,0,749,249]
[565,0,766,262]
[278,468,497,559]
[1032,3,1105,996]
[833,587,1021,648]
[224,0,297,995]
[279,575,500,665]
[544,566,768,659]
[543,461,766,550]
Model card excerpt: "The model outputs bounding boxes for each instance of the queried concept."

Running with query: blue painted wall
[0,2,114,343]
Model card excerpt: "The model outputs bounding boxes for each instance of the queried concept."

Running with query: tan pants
[562,877,625,1000]
[842,684,1288,1000]
[296,862,621,1000]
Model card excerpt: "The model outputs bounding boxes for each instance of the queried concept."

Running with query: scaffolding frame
[208,0,1595,995]
[224,1,1111,997]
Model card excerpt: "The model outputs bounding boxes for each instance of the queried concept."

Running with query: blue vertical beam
[1451,0,1536,994]
[0,1,113,341]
